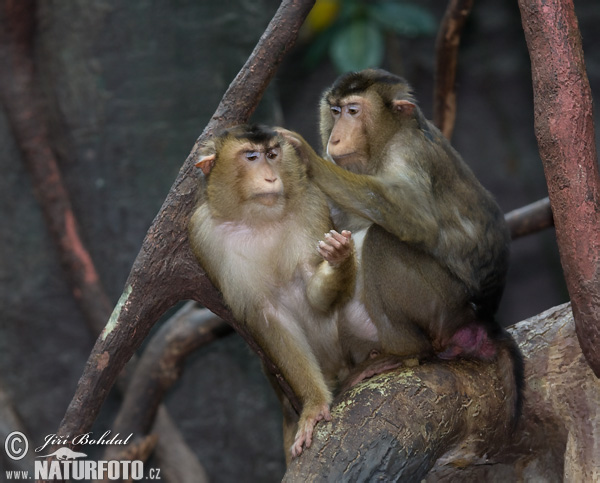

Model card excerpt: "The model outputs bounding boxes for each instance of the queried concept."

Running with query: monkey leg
[291,401,331,458]
[263,368,299,465]
[254,313,334,459]
[362,225,475,358]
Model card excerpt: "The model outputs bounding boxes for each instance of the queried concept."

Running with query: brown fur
[279,69,523,422]
[188,125,357,459]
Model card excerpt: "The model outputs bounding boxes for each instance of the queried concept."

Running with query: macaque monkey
[188,124,356,458]
[278,69,523,420]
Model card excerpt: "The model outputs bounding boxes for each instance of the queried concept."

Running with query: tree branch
[283,303,600,481]
[505,197,553,239]
[104,303,232,458]
[518,0,600,377]
[0,2,227,477]
[433,0,474,139]
[0,0,112,334]
[54,0,315,444]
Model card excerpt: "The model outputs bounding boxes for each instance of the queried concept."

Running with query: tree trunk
[518,0,600,377]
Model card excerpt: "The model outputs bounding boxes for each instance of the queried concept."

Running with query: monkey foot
[290,403,331,458]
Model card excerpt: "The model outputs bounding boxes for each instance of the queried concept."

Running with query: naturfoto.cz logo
[4,431,160,481]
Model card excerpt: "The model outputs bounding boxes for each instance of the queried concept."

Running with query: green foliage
[330,18,385,72]
[305,0,437,72]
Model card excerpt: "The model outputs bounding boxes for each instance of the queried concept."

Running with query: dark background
[1,1,598,481]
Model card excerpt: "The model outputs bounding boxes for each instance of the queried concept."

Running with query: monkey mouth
[331,152,356,161]
[252,192,283,206]
[331,152,362,169]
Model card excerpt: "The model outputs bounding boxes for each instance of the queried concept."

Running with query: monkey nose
[265,177,278,183]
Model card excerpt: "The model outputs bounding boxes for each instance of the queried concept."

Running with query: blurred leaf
[368,2,437,37]
[305,0,341,34]
[329,18,384,72]
[304,25,341,69]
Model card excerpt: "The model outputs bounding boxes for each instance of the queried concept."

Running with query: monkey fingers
[291,403,331,458]
[317,230,353,266]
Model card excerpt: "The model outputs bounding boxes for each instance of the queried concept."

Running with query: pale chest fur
[193,205,318,315]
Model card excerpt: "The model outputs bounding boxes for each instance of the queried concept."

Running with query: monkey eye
[245,151,260,161]
[330,106,341,116]
[347,104,361,116]
[266,148,279,160]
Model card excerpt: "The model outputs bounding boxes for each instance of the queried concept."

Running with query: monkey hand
[318,230,353,267]
[275,127,317,166]
[291,402,331,458]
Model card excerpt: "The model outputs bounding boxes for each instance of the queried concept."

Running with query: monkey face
[198,126,310,223]
[325,95,370,172]
[235,143,285,206]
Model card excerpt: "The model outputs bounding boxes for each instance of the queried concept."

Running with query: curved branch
[518,0,600,376]
[433,0,474,139]
[284,304,600,481]
[0,3,228,476]
[0,0,112,334]
[55,0,315,443]
[105,304,233,451]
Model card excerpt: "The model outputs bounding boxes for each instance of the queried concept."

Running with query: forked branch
[54,0,315,445]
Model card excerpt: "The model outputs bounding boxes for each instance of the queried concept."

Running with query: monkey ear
[195,154,216,176]
[393,99,416,116]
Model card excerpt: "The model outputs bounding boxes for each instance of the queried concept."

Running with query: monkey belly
[362,224,475,357]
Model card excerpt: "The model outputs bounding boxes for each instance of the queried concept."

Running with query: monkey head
[319,69,425,174]
[195,125,309,222]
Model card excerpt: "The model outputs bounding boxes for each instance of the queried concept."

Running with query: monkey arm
[310,154,438,247]
[307,230,356,312]
[278,128,438,246]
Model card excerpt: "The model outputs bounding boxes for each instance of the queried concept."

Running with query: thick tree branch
[518,0,600,376]
[54,0,315,445]
[433,0,474,139]
[104,303,232,458]
[284,304,600,481]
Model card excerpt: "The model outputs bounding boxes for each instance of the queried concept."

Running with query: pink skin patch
[343,325,499,392]
[437,323,497,360]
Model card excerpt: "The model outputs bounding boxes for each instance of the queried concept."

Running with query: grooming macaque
[279,69,523,419]
[188,125,356,458]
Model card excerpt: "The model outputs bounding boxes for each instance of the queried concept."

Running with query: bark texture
[518,0,600,377]
[283,304,600,482]
[55,0,315,446]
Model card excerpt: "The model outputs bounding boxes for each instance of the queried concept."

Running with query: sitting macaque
[278,69,523,421]
[188,124,356,458]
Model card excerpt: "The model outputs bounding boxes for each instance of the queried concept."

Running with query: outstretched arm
[278,129,438,247]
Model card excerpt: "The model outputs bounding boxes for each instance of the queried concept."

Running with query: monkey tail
[490,325,525,428]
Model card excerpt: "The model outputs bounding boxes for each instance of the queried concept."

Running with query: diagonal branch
[55,0,315,444]
[518,0,600,376]
[433,0,474,140]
